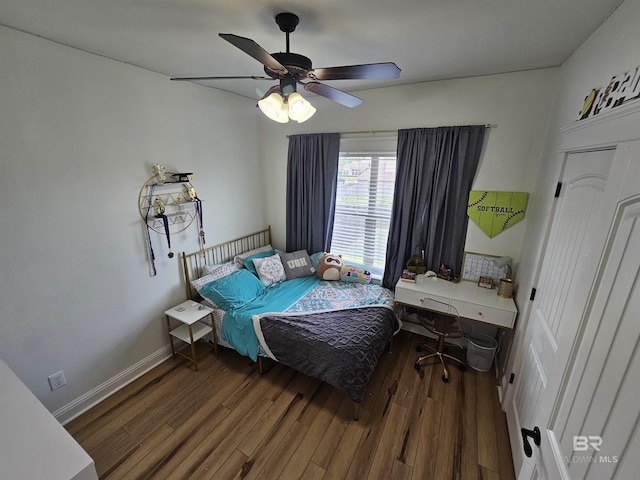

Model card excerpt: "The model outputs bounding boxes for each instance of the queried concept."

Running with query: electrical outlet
[48,371,66,391]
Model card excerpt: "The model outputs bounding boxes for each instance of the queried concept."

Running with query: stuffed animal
[317,253,344,281]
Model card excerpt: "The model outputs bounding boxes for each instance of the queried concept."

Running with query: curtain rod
[286,124,492,138]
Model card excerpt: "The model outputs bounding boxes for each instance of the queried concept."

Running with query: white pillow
[253,254,287,286]
[191,262,240,292]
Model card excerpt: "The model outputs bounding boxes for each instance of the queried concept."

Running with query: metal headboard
[181,226,272,300]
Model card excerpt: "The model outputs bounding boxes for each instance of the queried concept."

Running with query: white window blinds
[331,152,397,277]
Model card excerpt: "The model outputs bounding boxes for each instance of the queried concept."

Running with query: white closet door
[506,148,614,476]
[508,141,640,479]
[541,142,640,479]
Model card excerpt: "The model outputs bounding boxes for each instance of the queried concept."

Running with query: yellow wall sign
[467,191,528,238]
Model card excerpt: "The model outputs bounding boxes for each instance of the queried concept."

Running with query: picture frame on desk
[478,276,494,289]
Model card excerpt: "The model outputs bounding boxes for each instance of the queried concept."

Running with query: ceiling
[0,0,624,101]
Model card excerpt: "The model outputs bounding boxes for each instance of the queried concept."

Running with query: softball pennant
[467,191,528,238]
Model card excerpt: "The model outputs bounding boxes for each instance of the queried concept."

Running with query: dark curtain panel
[382,126,485,289]
[286,133,340,253]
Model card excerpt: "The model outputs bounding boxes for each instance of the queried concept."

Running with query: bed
[181,227,400,416]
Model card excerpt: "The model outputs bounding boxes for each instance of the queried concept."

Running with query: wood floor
[66,330,515,480]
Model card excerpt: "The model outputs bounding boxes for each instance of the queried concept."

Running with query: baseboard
[53,344,173,425]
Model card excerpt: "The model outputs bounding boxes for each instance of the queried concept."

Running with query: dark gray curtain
[382,126,485,289]
[286,133,340,253]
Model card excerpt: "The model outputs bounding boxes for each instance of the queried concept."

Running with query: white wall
[0,26,265,418]
[505,0,640,381]
[258,68,559,272]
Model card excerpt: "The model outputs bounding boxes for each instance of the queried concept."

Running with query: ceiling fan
[171,12,401,122]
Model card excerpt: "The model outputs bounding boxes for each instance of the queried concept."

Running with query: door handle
[521,426,541,457]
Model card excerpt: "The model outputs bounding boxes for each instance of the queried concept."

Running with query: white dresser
[0,360,98,480]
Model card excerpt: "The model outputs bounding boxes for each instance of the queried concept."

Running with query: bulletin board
[461,252,508,284]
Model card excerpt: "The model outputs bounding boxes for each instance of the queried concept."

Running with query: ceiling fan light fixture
[287,92,316,123]
[258,92,289,123]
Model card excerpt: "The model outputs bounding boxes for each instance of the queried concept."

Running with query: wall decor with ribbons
[138,164,205,276]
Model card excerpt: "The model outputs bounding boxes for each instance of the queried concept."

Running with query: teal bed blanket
[220,276,319,360]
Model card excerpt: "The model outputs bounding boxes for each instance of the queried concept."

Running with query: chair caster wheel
[414,362,421,371]
[459,364,467,372]
[441,374,449,383]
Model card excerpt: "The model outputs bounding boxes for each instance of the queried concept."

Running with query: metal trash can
[467,333,498,371]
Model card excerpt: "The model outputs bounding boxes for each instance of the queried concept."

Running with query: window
[330,152,397,277]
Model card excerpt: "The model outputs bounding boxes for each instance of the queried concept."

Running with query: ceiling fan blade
[308,62,401,81]
[170,75,273,81]
[303,82,364,108]
[219,33,288,75]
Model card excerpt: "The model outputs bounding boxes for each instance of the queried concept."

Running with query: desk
[395,278,517,380]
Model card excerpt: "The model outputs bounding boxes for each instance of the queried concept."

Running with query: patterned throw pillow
[233,244,273,268]
[192,262,240,292]
[253,254,287,286]
[243,250,276,275]
[340,265,372,284]
[201,261,238,277]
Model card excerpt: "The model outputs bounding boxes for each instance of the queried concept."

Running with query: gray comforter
[253,305,398,403]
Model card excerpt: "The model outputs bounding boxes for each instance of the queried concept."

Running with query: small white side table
[164,300,217,371]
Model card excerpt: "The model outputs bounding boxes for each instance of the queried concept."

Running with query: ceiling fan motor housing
[266,52,312,78]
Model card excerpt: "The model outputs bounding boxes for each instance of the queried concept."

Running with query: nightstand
[164,300,217,371]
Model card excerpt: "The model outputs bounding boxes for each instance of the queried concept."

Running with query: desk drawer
[395,288,450,314]
[450,300,515,329]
